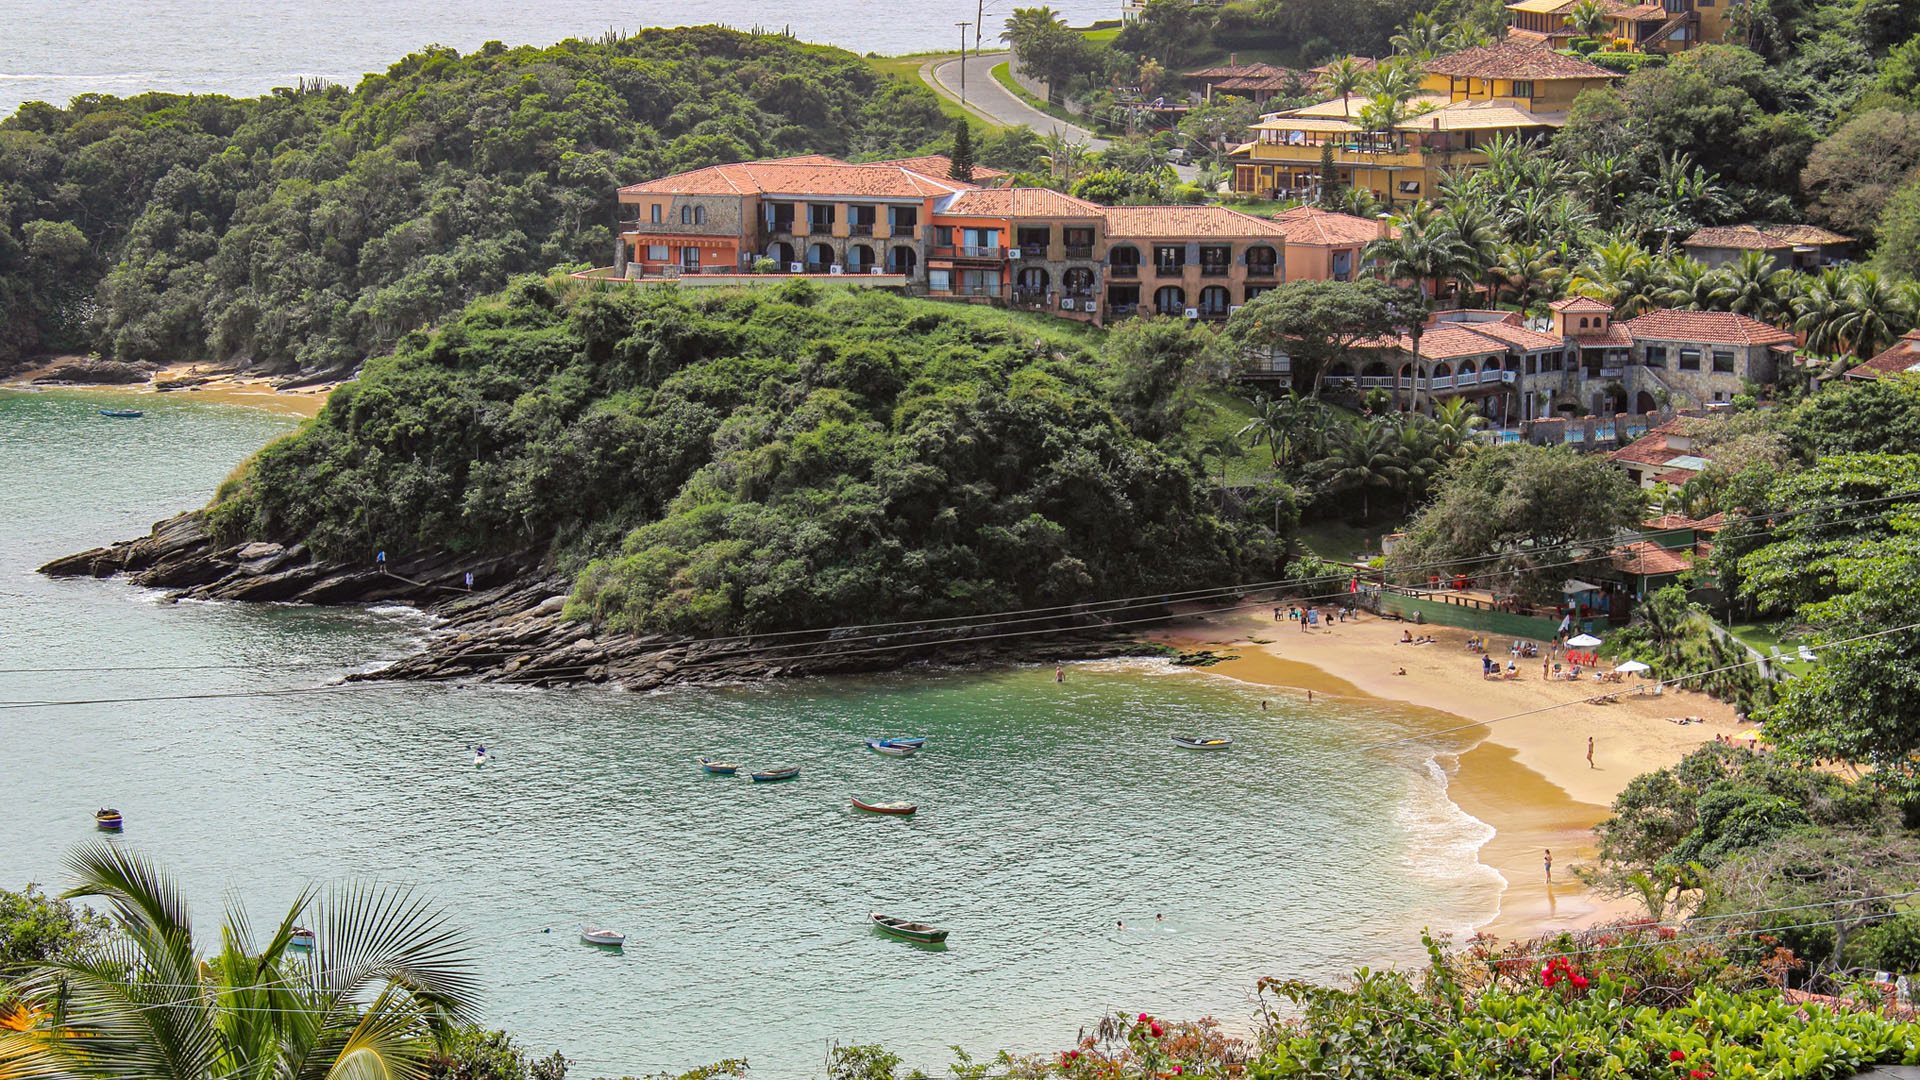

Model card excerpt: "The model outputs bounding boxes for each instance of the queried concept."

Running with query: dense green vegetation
[0,28,948,372]
[210,280,1252,635]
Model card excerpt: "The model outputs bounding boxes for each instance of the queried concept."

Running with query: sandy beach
[4,359,334,418]
[1155,604,1747,941]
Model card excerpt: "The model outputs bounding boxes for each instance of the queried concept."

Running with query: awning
[1562,579,1602,593]
[1614,660,1651,674]
[1567,633,1603,647]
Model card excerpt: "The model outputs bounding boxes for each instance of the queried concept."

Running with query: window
[1512,80,1535,99]
[1398,180,1420,194]
[1579,317,1590,329]
[681,247,699,268]
[650,204,662,224]
[1711,349,1735,373]
[929,268,951,293]
[1644,345,1668,368]
[646,244,668,261]
[1244,285,1270,302]
[694,206,706,225]
[681,206,692,224]
[1679,347,1701,371]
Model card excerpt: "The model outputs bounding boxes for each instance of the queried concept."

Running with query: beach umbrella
[1567,633,1603,647]
[1614,660,1651,674]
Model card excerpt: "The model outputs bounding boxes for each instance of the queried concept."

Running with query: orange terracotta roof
[1102,205,1292,239]
[1186,61,1293,80]
[1574,324,1634,346]
[621,159,968,199]
[1609,432,1686,468]
[1684,225,1791,251]
[1550,295,1613,312]
[1652,466,1703,485]
[1273,205,1394,246]
[1612,3,1668,18]
[1310,56,1380,75]
[1622,309,1796,347]
[1401,324,1519,360]
[1453,320,1565,351]
[1846,330,1920,380]
[867,154,1007,183]
[1505,26,1555,43]
[939,187,1106,218]
[1424,41,1620,80]
[1642,511,1723,531]
[1216,73,1305,92]
[1613,540,1693,576]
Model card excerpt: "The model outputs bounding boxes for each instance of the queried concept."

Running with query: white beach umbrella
[1567,633,1603,647]
[1614,660,1651,674]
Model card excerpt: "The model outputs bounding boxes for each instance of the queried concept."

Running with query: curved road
[924,52,1202,182]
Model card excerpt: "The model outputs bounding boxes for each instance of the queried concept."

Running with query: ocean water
[0,388,1500,1077]
[0,0,1115,115]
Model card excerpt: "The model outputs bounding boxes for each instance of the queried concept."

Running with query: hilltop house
[1608,415,1718,489]
[1682,224,1853,271]
[612,155,1286,327]
[1230,42,1618,202]
[1182,59,1307,105]
[1270,206,1396,282]
[1845,330,1920,381]
[1505,0,1742,53]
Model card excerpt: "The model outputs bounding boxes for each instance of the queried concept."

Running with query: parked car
[1166,148,1192,166]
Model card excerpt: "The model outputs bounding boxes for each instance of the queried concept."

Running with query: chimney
[1376,213,1392,240]
[1229,53,1237,66]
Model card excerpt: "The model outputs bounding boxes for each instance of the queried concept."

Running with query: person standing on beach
[1587,736,1595,769]
[1055,664,1064,683]
[1544,849,1553,883]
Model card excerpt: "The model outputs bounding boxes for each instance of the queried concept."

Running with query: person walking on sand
[1055,665,1064,683]
[1587,735,1595,769]
[1544,849,1553,883]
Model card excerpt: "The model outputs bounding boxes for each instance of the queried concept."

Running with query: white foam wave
[1395,751,1505,929]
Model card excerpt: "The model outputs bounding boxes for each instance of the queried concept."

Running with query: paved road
[924,52,1203,182]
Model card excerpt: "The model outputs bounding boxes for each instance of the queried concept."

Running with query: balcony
[942,283,1003,298]
[1110,264,1139,278]
[1245,263,1279,279]
[932,245,1004,259]
[850,223,874,236]
[1199,264,1231,277]
[1064,245,1094,260]
[1196,306,1231,320]
[1155,264,1186,278]
[1018,244,1047,258]
[768,220,797,235]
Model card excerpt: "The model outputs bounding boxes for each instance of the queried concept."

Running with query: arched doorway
[1016,266,1050,304]
[1635,390,1658,414]
[1154,285,1187,315]
[1198,285,1231,318]
[807,243,834,272]
[768,241,794,268]
[1062,266,1094,301]
[846,244,874,273]
[1457,359,1478,387]
[888,246,917,275]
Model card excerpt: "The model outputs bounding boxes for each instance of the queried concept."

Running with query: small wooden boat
[698,756,739,775]
[851,796,918,815]
[99,408,144,418]
[865,740,918,757]
[94,808,123,831]
[750,766,800,782]
[287,927,316,951]
[871,912,948,943]
[1170,735,1233,751]
[580,925,626,947]
[878,737,927,749]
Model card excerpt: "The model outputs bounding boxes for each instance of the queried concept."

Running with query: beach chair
[1797,645,1818,662]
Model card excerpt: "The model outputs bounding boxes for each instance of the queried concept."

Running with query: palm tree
[1436,201,1505,297]
[1491,242,1565,311]
[1658,255,1716,311]
[1365,208,1474,302]
[1001,6,1064,48]
[1323,419,1407,521]
[1834,268,1903,358]
[1316,57,1367,120]
[1564,0,1613,38]
[1390,12,1450,60]
[1652,152,1736,229]
[1793,268,1851,356]
[1430,397,1489,458]
[1709,250,1788,322]
[1,843,479,1080]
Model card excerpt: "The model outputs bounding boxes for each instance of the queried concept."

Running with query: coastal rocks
[43,513,1168,689]
[34,359,152,385]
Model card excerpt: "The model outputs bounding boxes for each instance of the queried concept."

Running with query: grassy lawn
[863,53,1006,130]
[1297,519,1402,563]
[1081,27,1121,45]
[1725,620,1817,676]
[990,61,1095,131]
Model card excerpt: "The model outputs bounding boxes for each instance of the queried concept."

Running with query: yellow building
[1230,43,1619,203]
[1505,0,1742,53]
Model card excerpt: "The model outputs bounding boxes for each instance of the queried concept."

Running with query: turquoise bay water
[0,389,1498,1077]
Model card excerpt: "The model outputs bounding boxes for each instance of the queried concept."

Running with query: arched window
[694,206,707,225]
[1579,317,1589,329]
[1198,285,1231,317]
[1154,285,1187,315]
[681,206,692,224]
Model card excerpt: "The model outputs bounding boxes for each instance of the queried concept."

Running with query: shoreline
[1150,606,1746,942]
[3,358,335,418]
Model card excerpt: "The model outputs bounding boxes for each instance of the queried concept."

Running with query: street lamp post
[956,21,971,103]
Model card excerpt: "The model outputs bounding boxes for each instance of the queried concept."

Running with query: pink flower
[1571,975,1589,989]
[1670,1050,1686,1061]
[1138,1013,1150,1022]
[1150,1022,1164,1037]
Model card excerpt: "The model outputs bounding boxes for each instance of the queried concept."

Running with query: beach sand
[1155,605,1748,941]
[5,359,333,418]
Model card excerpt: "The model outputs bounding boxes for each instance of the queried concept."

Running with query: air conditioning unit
[1008,249,1023,259]
[789,262,804,274]
[829,265,844,275]
[1061,298,1076,311]
[870,267,886,275]
[1184,308,1200,319]
[1229,305,1243,315]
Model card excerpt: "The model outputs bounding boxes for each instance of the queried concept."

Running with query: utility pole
[956,21,971,103]
[975,0,986,58]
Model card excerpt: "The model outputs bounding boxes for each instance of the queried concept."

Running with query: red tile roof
[1652,466,1703,485]
[1274,205,1394,246]
[1621,309,1796,347]
[1101,206,1292,239]
[1310,57,1380,75]
[1424,41,1620,80]
[1613,540,1693,576]
[939,187,1106,218]
[1186,61,1293,80]
[1610,433,1686,469]
[621,159,968,199]
[1765,223,1851,246]
[867,155,1007,183]
[1612,3,1669,18]
[1574,324,1634,346]
[1846,330,1920,380]
[1551,295,1614,312]
[1452,319,1566,351]
[1398,323,1521,360]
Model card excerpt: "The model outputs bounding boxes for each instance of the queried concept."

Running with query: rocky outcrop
[43,513,1165,688]
[34,360,153,385]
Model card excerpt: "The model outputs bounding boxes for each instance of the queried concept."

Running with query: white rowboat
[580,925,626,946]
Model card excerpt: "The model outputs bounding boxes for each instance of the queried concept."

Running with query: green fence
[1369,590,1563,641]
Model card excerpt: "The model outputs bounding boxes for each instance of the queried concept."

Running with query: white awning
[1562,579,1602,593]
[1614,660,1651,674]
[1567,633,1603,647]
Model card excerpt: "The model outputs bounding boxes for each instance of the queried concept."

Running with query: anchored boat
[99,409,144,419]
[750,766,800,782]
[580,925,626,947]
[877,737,926,749]
[871,912,948,944]
[1170,735,1233,750]
[94,808,123,831]
[865,740,917,757]
[850,796,917,815]
[697,756,739,775]
[288,927,316,951]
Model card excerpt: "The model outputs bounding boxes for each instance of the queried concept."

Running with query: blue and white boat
[878,737,927,749]
[865,740,917,758]
[99,408,144,418]
[750,766,800,782]
[697,756,739,775]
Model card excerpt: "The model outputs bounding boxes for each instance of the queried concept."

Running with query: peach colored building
[1271,206,1397,282]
